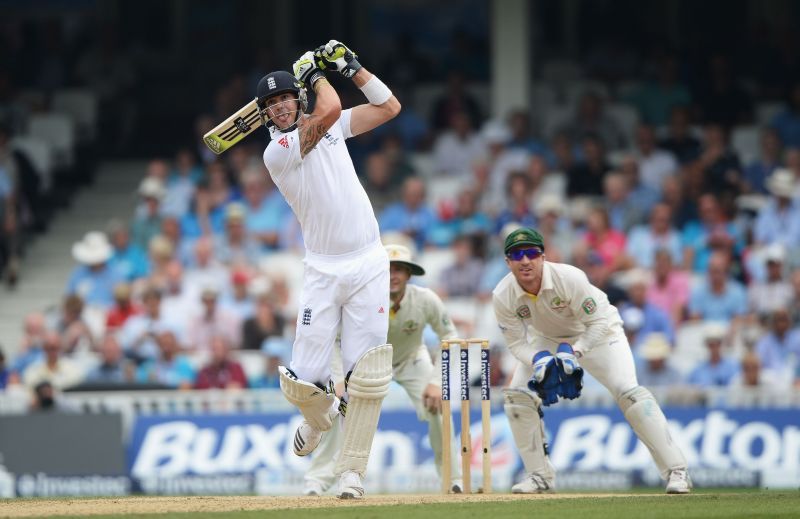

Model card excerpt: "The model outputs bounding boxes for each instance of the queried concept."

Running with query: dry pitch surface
[1,493,645,518]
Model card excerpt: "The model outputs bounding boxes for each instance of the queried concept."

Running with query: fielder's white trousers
[291,241,390,385]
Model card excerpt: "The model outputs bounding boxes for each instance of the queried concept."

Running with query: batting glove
[527,351,560,406]
[314,40,362,78]
[293,51,325,88]
[555,343,584,400]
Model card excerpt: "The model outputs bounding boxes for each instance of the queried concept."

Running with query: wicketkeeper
[258,40,400,499]
[493,228,691,494]
[302,244,463,495]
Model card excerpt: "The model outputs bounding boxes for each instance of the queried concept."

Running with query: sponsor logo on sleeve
[301,307,312,325]
[278,136,289,148]
[581,297,597,315]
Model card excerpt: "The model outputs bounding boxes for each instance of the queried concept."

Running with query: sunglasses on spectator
[506,248,544,261]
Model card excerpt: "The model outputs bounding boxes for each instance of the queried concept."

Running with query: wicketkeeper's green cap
[504,227,545,255]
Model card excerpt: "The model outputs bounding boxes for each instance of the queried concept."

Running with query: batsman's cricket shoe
[666,469,692,494]
[337,470,365,499]
[293,420,323,456]
[451,479,464,493]
[511,473,555,494]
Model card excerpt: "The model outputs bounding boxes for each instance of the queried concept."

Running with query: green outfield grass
[24,490,800,519]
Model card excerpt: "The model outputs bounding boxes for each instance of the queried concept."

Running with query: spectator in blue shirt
[755,309,800,374]
[494,171,537,234]
[241,167,290,251]
[86,335,133,384]
[10,313,47,376]
[66,232,126,309]
[131,177,166,251]
[603,172,642,233]
[107,220,149,281]
[0,349,8,389]
[753,169,800,248]
[180,181,226,239]
[380,177,438,250]
[619,269,675,349]
[770,82,800,148]
[136,328,195,389]
[428,188,491,247]
[626,203,682,269]
[689,252,748,323]
[744,128,782,194]
[688,323,739,387]
[681,193,743,273]
[635,333,682,388]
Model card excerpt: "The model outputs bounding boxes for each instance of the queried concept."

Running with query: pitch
[2,490,798,519]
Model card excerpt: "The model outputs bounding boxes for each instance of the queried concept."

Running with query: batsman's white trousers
[509,331,637,398]
[291,241,390,385]
[305,345,461,490]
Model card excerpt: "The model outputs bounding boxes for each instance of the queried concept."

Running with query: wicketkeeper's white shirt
[263,109,380,256]
[388,283,457,385]
[492,261,624,364]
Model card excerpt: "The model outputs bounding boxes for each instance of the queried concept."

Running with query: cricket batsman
[302,244,463,495]
[258,40,400,499]
[493,227,691,494]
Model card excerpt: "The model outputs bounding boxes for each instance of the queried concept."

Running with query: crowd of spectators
[3,15,800,405]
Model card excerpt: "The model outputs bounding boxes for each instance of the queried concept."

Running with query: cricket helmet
[256,71,308,133]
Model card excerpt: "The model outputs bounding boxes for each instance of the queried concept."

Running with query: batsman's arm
[298,78,342,158]
[348,68,401,136]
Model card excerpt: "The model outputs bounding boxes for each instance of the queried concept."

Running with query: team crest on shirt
[516,305,531,319]
[402,320,419,335]
[323,132,340,146]
[581,297,597,315]
[550,296,568,310]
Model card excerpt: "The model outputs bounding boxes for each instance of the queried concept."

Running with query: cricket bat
[203,98,264,155]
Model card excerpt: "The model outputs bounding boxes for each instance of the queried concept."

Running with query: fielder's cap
[640,333,672,361]
[504,227,545,255]
[385,244,425,276]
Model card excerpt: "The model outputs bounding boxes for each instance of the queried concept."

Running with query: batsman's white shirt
[388,284,457,385]
[493,261,637,398]
[263,109,379,255]
[262,109,388,384]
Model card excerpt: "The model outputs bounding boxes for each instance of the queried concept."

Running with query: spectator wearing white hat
[748,245,793,317]
[687,323,739,387]
[131,177,166,250]
[754,168,800,248]
[635,333,682,388]
[66,231,125,308]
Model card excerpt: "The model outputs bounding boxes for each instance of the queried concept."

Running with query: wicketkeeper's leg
[581,333,688,479]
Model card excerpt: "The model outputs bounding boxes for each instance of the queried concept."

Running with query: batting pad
[335,343,393,476]
[617,386,687,479]
[279,366,339,431]
[503,388,555,481]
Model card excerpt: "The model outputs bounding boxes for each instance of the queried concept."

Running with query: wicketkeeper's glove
[293,51,325,87]
[314,40,362,78]
[555,343,584,400]
[527,351,560,406]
